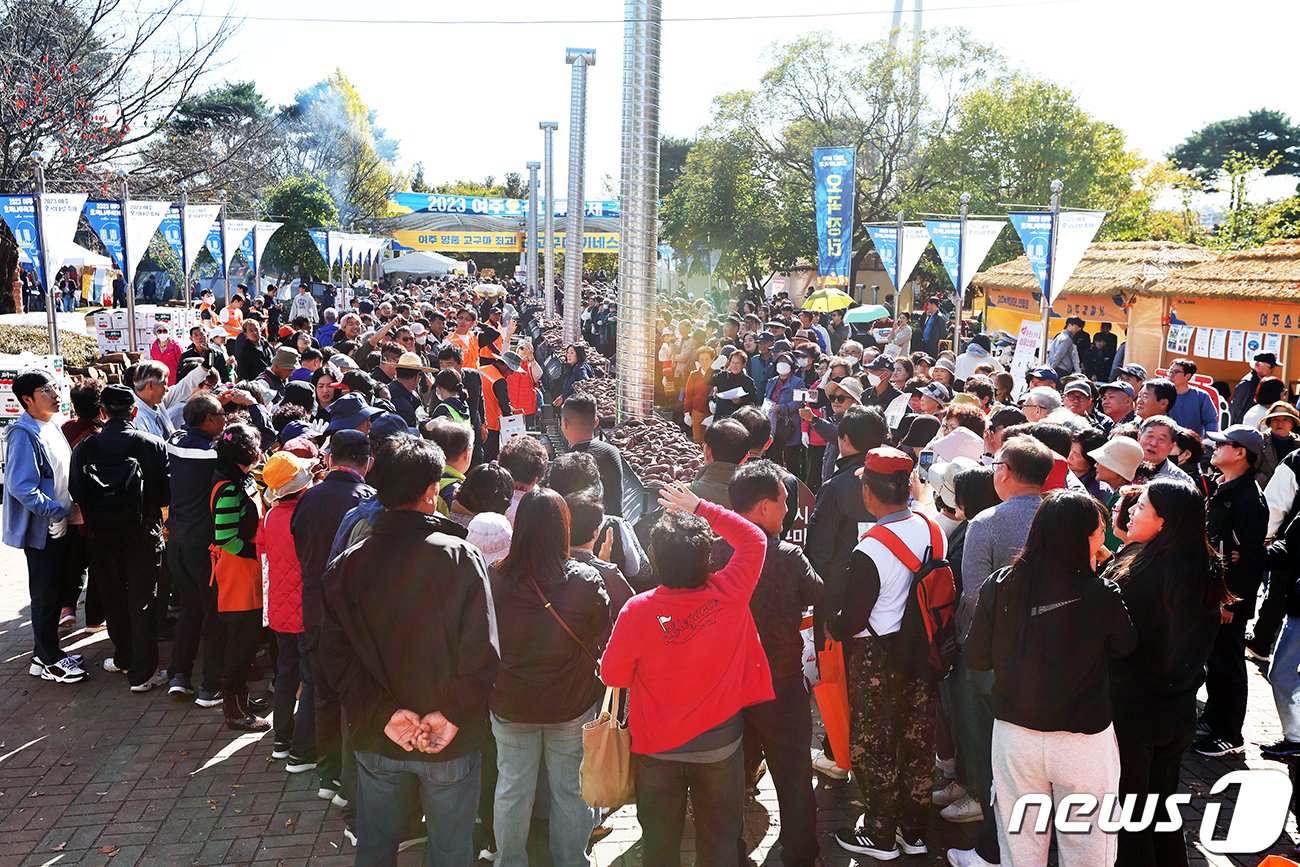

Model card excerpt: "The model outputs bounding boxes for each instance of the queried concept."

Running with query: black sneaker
[895,829,927,855]
[271,741,291,760]
[1192,736,1244,757]
[1261,739,1300,759]
[835,828,900,860]
[286,753,318,773]
[317,778,340,801]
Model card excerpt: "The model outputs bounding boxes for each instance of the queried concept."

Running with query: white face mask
[776,362,792,376]
[796,357,810,368]
[867,373,882,387]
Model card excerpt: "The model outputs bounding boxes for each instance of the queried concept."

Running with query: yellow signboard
[983,287,1128,338]
[393,231,621,254]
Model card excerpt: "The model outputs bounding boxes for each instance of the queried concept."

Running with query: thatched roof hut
[971,241,1218,298]
[1152,238,1300,302]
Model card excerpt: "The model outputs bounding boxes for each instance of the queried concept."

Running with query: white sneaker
[941,793,984,824]
[947,847,999,866]
[811,749,849,780]
[38,656,88,683]
[130,669,169,692]
[103,657,126,674]
[933,779,967,807]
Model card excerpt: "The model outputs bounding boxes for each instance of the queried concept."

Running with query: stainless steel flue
[562,49,595,345]
[540,122,559,317]
[526,161,540,299]
[617,0,662,421]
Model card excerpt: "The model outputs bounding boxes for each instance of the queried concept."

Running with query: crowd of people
[5,275,1298,867]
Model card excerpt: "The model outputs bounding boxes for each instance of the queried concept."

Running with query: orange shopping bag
[812,638,852,772]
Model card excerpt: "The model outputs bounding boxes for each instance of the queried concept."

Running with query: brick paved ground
[0,537,1296,866]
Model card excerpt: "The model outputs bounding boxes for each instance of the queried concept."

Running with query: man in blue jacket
[3,370,84,683]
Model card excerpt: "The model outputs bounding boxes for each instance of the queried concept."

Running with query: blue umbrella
[843,304,891,325]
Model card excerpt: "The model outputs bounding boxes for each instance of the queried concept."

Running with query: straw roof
[1152,238,1300,302]
[972,241,1218,298]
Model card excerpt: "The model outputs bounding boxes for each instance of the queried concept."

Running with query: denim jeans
[273,631,315,755]
[26,535,67,665]
[355,749,480,867]
[635,747,745,867]
[1269,616,1300,741]
[490,706,598,867]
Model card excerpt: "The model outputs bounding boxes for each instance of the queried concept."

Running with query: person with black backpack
[828,446,956,862]
[69,384,171,692]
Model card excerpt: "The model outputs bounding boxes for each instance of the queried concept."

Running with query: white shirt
[38,418,72,539]
[852,512,946,638]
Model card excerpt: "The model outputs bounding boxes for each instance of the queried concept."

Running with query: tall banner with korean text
[0,196,43,285]
[205,224,224,276]
[158,206,184,262]
[83,201,126,270]
[182,205,221,273]
[864,225,930,293]
[922,219,1005,300]
[253,222,283,271]
[813,147,855,287]
[1008,210,1105,306]
[222,219,257,273]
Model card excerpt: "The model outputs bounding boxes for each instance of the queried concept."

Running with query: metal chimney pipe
[617,0,662,421]
[525,161,541,299]
[540,122,559,317]
[562,49,595,345]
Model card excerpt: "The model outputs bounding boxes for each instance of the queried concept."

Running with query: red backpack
[864,514,958,681]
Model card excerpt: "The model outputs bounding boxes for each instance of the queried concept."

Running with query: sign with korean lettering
[0,196,43,285]
[387,191,624,218]
[813,147,856,287]
[864,225,930,292]
[83,200,126,271]
[393,230,622,254]
[923,218,1004,300]
[1171,297,1300,337]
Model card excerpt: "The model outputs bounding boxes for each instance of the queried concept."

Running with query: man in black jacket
[69,384,170,691]
[730,461,823,867]
[320,436,497,865]
[1197,425,1269,756]
[560,393,624,518]
[292,430,376,800]
[165,393,227,704]
[805,407,885,779]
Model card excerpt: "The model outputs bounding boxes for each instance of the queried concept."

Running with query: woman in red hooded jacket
[256,451,318,771]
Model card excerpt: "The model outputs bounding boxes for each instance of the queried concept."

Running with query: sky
[189,0,1300,202]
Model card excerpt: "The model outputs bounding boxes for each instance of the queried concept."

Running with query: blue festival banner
[0,195,43,285]
[864,225,930,292]
[1007,212,1053,298]
[387,191,624,218]
[204,224,225,277]
[83,200,126,271]
[158,206,184,263]
[813,147,855,287]
[308,229,330,265]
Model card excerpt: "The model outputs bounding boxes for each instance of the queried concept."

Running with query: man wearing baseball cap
[864,356,901,410]
[1098,381,1137,427]
[1196,425,1268,757]
[1114,362,1148,395]
[827,447,943,861]
[1026,366,1060,391]
[1231,351,1280,425]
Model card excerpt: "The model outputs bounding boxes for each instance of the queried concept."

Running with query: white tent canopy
[19,243,113,270]
[382,249,460,276]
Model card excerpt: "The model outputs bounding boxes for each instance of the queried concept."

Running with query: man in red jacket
[601,481,772,867]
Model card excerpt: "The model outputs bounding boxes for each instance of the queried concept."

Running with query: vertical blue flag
[308,229,330,265]
[813,147,855,287]
[865,226,900,289]
[82,200,126,270]
[158,206,184,262]
[1007,212,1054,297]
[0,196,42,285]
[923,219,964,290]
[205,224,225,277]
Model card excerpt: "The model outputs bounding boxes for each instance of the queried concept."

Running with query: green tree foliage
[659,136,693,199]
[260,173,340,279]
[280,70,402,223]
[1169,109,1300,189]
[925,72,1143,266]
[663,28,1003,286]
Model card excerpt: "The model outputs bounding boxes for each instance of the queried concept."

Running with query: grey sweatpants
[991,719,1120,867]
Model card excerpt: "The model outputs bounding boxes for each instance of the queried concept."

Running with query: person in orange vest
[478,341,520,461]
[218,294,245,338]
[447,307,481,369]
